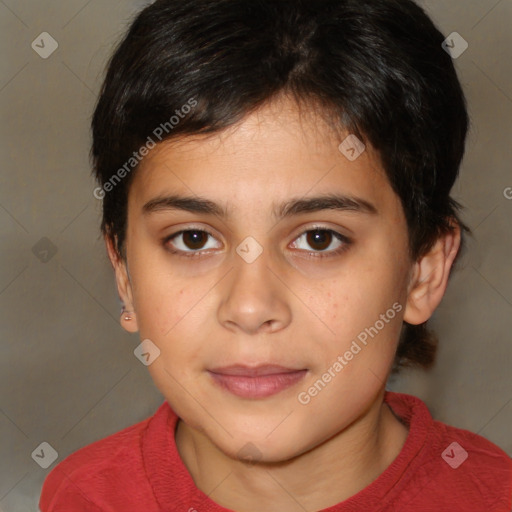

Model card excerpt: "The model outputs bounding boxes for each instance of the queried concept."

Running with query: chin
[214,428,306,465]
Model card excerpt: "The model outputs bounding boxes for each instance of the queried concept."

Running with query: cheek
[317,264,405,359]
[130,265,187,338]
[132,272,215,369]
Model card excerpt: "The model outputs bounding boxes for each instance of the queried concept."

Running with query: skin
[106,95,460,512]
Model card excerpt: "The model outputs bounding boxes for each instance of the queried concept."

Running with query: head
[92,0,470,461]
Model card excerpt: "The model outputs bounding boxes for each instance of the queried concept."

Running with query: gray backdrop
[1,0,511,510]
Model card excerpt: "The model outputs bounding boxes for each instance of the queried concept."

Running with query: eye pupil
[183,230,207,249]
[307,230,331,251]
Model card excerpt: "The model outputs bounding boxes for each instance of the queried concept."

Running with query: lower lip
[208,370,308,399]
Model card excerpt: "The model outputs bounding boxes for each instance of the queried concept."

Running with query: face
[117,96,414,462]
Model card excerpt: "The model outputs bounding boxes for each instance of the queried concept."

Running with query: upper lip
[208,365,306,377]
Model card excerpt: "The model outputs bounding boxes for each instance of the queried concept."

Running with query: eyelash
[162,226,352,260]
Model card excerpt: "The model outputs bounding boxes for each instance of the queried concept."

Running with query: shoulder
[387,392,512,511]
[39,402,171,511]
[434,418,512,480]
[426,420,511,510]
[426,406,512,481]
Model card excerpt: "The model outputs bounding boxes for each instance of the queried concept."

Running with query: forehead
[128,97,398,219]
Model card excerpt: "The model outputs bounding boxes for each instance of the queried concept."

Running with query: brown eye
[306,230,333,251]
[164,229,221,255]
[182,230,209,250]
[291,227,352,258]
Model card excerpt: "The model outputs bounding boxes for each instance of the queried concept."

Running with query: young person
[40,0,512,510]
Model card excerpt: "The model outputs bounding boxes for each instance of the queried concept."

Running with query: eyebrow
[142,193,378,219]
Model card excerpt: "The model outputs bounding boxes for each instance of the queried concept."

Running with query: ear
[105,234,139,333]
[403,221,461,325]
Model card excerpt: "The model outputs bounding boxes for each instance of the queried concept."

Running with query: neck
[175,390,408,512]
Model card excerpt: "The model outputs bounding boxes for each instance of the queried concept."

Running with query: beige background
[0,0,511,510]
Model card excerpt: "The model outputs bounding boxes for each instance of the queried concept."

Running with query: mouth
[207,364,308,399]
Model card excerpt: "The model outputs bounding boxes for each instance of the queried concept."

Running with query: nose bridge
[230,240,277,308]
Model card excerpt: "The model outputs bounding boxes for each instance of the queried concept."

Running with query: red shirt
[39,391,512,511]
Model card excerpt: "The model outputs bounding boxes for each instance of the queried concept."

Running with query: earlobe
[104,234,139,333]
[120,305,139,333]
[403,223,461,326]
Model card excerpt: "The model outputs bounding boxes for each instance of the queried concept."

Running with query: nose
[217,247,292,336]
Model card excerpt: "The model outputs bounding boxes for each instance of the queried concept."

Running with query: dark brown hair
[91,0,471,372]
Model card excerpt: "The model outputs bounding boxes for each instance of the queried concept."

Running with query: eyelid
[291,223,350,240]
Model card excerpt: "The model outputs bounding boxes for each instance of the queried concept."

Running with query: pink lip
[208,365,307,399]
